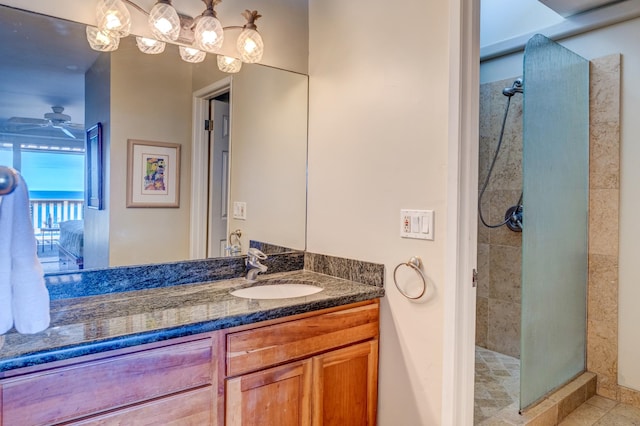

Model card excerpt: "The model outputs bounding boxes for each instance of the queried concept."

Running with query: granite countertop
[0,270,384,373]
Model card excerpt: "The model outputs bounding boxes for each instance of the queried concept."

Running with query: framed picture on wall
[126,139,181,208]
[86,123,103,210]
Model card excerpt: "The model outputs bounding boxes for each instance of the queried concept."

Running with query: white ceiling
[0,5,97,140]
[539,0,626,17]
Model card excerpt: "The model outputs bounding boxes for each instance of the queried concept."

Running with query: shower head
[502,78,524,97]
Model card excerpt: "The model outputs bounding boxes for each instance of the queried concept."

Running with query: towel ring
[393,256,427,299]
[0,166,18,196]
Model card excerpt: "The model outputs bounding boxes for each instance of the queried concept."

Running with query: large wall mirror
[0,5,308,274]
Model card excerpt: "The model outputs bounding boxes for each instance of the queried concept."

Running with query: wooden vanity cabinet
[223,300,379,426]
[0,334,220,426]
[0,299,379,426]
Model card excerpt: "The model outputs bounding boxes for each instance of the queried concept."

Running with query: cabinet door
[311,340,379,426]
[226,359,312,426]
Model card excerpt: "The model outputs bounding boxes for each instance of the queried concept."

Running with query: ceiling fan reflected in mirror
[6,106,84,139]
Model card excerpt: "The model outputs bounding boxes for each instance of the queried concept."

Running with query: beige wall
[228,65,308,252]
[0,0,308,74]
[84,53,111,269]
[109,39,193,266]
[308,0,452,423]
[481,16,640,395]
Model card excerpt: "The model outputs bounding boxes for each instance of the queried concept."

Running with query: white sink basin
[230,283,323,299]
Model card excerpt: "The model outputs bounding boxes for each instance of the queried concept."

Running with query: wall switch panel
[400,209,434,240]
[233,201,247,220]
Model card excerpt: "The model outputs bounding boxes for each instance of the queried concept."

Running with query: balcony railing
[31,199,83,233]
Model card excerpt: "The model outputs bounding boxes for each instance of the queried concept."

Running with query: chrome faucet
[246,248,268,281]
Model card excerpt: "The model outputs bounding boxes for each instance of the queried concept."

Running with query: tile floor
[558,396,640,425]
[475,346,521,424]
[475,346,640,425]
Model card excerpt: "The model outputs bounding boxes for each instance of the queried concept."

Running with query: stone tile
[548,373,594,403]
[475,347,522,425]
[488,131,522,193]
[587,375,598,399]
[594,403,640,425]
[479,190,492,244]
[589,121,619,190]
[586,396,618,411]
[480,135,493,189]
[489,244,522,303]
[587,319,618,395]
[608,403,640,422]
[596,382,620,402]
[478,243,490,298]
[620,387,640,410]
[588,254,618,324]
[589,54,621,126]
[501,399,557,426]
[480,83,492,138]
[476,296,489,347]
[527,405,559,426]
[557,384,587,421]
[479,419,517,426]
[558,402,608,426]
[487,299,521,358]
[588,189,619,257]
[488,190,523,247]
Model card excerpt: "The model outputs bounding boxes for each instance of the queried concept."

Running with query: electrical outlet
[400,209,434,240]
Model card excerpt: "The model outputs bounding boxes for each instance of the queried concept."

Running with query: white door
[207,97,230,257]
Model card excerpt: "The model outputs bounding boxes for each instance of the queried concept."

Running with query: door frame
[190,77,233,260]
[442,0,480,423]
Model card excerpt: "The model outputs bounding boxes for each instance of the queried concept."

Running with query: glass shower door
[520,34,590,410]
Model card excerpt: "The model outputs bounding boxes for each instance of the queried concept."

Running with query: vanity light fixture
[135,36,166,54]
[179,46,206,63]
[217,55,242,73]
[148,0,181,41]
[86,0,265,74]
[194,0,224,53]
[96,0,131,37]
[86,25,120,52]
[237,10,263,63]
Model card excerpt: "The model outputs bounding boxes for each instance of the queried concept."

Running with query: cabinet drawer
[71,387,213,425]
[2,338,214,426]
[226,303,379,376]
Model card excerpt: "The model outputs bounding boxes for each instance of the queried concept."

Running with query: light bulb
[86,26,120,52]
[149,1,180,41]
[96,0,131,37]
[106,15,121,30]
[136,37,166,54]
[179,46,206,63]
[236,28,263,63]
[217,55,242,73]
[195,15,224,53]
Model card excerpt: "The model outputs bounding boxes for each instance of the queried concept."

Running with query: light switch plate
[233,201,247,220]
[400,209,434,240]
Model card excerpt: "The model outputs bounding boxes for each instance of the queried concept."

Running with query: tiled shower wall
[476,77,524,358]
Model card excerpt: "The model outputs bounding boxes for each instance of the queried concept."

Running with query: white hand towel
[0,173,50,334]
[0,192,14,334]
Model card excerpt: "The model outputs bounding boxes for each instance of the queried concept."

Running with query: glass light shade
[236,28,263,63]
[136,37,166,54]
[194,16,224,53]
[149,2,180,41]
[86,26,120,52]
[96,0,131,37]
[217,55,242,73]
[179,46,206,63]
